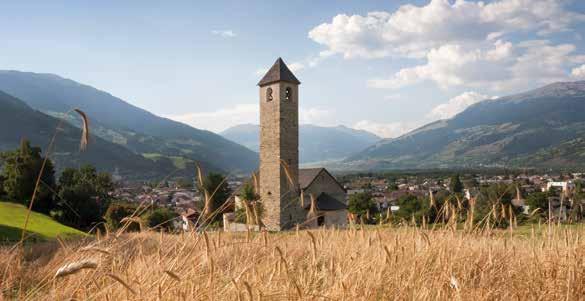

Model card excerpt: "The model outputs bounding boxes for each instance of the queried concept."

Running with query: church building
[257,58,348,231]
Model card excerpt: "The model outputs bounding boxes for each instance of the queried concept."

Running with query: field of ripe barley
[2,225,585,300]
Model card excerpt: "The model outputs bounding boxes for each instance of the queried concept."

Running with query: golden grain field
[2,224,585,301]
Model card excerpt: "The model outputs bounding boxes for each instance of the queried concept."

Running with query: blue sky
[1,0,585,137]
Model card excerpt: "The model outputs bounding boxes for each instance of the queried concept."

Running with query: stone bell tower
[258,58,304,231]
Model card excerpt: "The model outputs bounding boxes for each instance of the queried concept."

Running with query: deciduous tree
[198,172,231,222]
[56,165,114,229]
[0,140,56,213]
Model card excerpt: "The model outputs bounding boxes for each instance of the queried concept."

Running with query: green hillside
[346,81,585,170]
[0,70,259,174]
[0,202,85,242]
[0,89,183,180]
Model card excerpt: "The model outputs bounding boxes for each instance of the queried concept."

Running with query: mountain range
[0,71,259,178]
[345,81,585,170]
[0,90,176,179]
[220,124,380,163]
[1,68,584,176]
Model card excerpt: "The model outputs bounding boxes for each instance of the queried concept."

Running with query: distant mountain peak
[221,123,381,163]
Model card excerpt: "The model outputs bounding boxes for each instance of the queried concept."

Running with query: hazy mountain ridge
[346,81,585,170]
[0,90,177,179]
[221,124,381,163]
[0,71,259,173]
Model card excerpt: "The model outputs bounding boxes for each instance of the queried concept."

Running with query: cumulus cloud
[309,0,585,59]
[368,40,583,91]
[572,64,585,78]
[427,91,491,120]
[166,104,334,133]
[211,30,236,38]
[353,120,418,138]
[310,0,585,93]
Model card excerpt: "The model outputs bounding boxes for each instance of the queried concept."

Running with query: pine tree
[450,174,464,194]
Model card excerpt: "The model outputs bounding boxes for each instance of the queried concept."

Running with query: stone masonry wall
[259,82,303,231]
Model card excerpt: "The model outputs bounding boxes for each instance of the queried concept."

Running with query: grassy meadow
[1,224,584,300]
[0,202,86,242]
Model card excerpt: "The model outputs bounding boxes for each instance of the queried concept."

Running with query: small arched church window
[266,87,273,102]
[285,87,292,101]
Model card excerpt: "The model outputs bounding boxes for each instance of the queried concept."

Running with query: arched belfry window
[285,87,292,101]
[266,87,273,102]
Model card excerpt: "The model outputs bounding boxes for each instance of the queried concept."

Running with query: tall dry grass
[20,108,89,242]
[5,108,584,299]
[1,224,584,300]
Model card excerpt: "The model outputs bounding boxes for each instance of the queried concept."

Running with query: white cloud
[368,40,583,92]
[427,91,491,120]
[166,104,259,133]
[166,104,334,133]
[299,107,334,125]
[211,30,236,38]
[310,0,585,93]
[572,64,585,78]
[309,0,585,59]
[353,120,418,138]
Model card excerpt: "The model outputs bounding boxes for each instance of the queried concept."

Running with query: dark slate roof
[299,168,324,190]
[258,57,301,86]
[304,193,347,211]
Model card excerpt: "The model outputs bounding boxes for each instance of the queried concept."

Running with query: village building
[299,168,348,227]
[544,181,576,193]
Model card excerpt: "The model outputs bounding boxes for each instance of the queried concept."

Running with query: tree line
[348,174,585,227]
[0,140,179,232]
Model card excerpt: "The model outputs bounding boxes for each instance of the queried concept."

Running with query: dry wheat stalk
[106,273,136,295]
[54,259,98,278]
[20,108,90,243]
[164,270,181,282]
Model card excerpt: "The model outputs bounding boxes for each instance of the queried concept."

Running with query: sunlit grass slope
[0,202,85,242]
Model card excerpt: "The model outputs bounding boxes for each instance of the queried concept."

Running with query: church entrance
[317,215,325,226]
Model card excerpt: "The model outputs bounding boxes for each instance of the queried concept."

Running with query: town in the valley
[112,169,585,230]
[108,59,585,231]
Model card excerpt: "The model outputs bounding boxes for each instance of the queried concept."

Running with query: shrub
[394,195,433,224]
[144,208,178,232]
[348,192,376,223]
[104,202,140,232]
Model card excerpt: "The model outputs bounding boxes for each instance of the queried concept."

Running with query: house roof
[258,57,301,86]
[299,168,324,190]
[182,208,200,218]
[299,167,347,193]
[304,192,347,211]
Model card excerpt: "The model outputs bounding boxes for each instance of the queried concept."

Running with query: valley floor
[1,225,584,300]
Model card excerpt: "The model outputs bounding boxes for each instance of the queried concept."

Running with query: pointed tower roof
[257,58,301,86]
